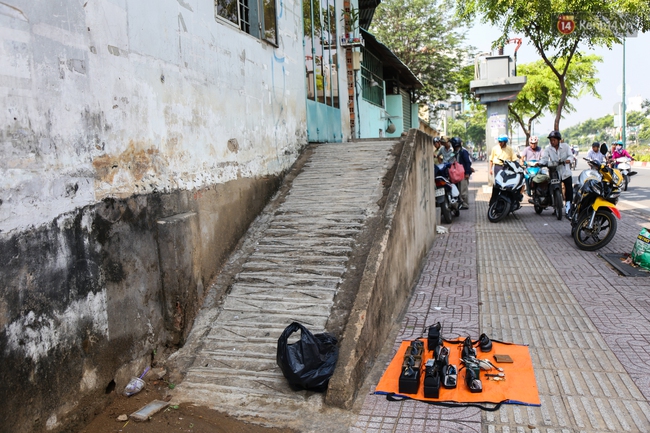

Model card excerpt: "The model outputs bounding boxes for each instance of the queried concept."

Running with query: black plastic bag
[276,322,338,392]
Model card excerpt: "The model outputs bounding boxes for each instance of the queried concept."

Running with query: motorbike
[435,163,460,224]
[529,162,564,220]
[487,159,525,223]
[612,156,637,191]
[569,158,623,251]
[523,160,539,197]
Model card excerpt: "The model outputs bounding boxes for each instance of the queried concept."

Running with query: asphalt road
[571,157,650,213]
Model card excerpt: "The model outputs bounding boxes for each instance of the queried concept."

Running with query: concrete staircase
[170,141,397,426]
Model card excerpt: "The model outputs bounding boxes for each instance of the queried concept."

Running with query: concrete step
[220,297,332,316]
[215,310,329,329]
[171,141,396,427]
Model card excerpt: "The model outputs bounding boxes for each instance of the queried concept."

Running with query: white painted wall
[0,0,307,235]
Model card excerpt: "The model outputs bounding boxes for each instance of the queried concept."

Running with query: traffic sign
[557,15,576,35]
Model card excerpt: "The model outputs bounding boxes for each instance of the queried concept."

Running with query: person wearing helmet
[452,138,474,209]
[611,140,633,161]
[489,135,515,179]
[520,135,542,197]
[488,135,515,206]
[433,136,442,152]
[520,135,542,164]
[587,142,605,164]
[540,131,573,216]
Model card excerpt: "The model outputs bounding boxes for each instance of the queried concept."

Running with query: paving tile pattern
[356,164,650,432]
[354,177,482,432]
[474,186,650,433]
[172,142,396,422]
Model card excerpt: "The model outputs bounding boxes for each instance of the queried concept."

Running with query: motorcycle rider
[489,135,515,205]
[489,135,515,178]
[451,137,474,210]
[611,140,633,162]
[520,136,542,197]
[540,131,573,217]
[586,142,605,164]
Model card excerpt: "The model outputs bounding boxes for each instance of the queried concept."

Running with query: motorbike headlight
[611,171,621,186]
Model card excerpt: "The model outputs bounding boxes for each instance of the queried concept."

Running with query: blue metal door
[306,100,342,142]
[304,0,343,142]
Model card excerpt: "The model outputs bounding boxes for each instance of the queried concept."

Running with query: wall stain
[92,141,164,185]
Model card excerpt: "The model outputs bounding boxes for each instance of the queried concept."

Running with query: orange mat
[375,338,541,406]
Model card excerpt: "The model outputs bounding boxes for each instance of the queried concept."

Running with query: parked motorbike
[569,158,623,251]
[612,156,637,191]
[435,164,460,224]
[487,160,525,223]
[529,162,564,220]
[523,160,539,197]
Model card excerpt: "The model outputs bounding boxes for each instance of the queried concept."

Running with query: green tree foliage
[370,0,467,104]
[449,105,487,151]
[451,65,487,151]
[563,114,616,146]
[509,54,601,143]
[456,0,650,130]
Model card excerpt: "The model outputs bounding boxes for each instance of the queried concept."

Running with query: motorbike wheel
[534,204,543,214]
[487,196,511,223]
[452,206,460,217]
[441,196,452,224]
[553,189,563,221]
[573,209,618,251]
[623,175,629,191]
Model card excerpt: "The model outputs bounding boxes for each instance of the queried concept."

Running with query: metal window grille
[215,0,276,43]
[239,0,250,33]
[361,48,384,107]
[401,89,411,129]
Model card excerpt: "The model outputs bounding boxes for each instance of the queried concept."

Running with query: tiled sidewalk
[352,172,483,432]
[353,163,650,432]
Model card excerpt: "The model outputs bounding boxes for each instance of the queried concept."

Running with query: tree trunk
[554,77,568,131]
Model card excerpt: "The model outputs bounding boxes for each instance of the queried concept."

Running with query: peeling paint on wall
[5,290,109,363]
[0,0,307,235]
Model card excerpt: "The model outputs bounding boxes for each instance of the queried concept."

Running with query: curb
[325,130,438,409]
[630,160,650,169]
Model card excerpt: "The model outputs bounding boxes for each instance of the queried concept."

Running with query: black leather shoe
[461,336,476,359]
[478,333,492,352]
[428,322,442,351]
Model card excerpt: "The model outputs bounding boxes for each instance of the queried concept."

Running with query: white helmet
[529,135,539,144]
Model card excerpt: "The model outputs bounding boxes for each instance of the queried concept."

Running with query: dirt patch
[79,377,297,433]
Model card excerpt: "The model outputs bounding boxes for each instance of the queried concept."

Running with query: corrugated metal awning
[361,28,423,90]
[358,0,381,29]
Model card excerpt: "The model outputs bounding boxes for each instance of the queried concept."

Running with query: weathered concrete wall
[326,129,437,408]
[0,0,306,432]
[1,0,306,233]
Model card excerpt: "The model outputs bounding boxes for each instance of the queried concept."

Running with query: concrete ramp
[169,142,398,426]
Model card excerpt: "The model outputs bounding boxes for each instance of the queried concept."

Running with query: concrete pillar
[485,100,510,168]
[156,212,203,345]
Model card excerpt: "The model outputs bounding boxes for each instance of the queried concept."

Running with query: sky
[465,23,650,134]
